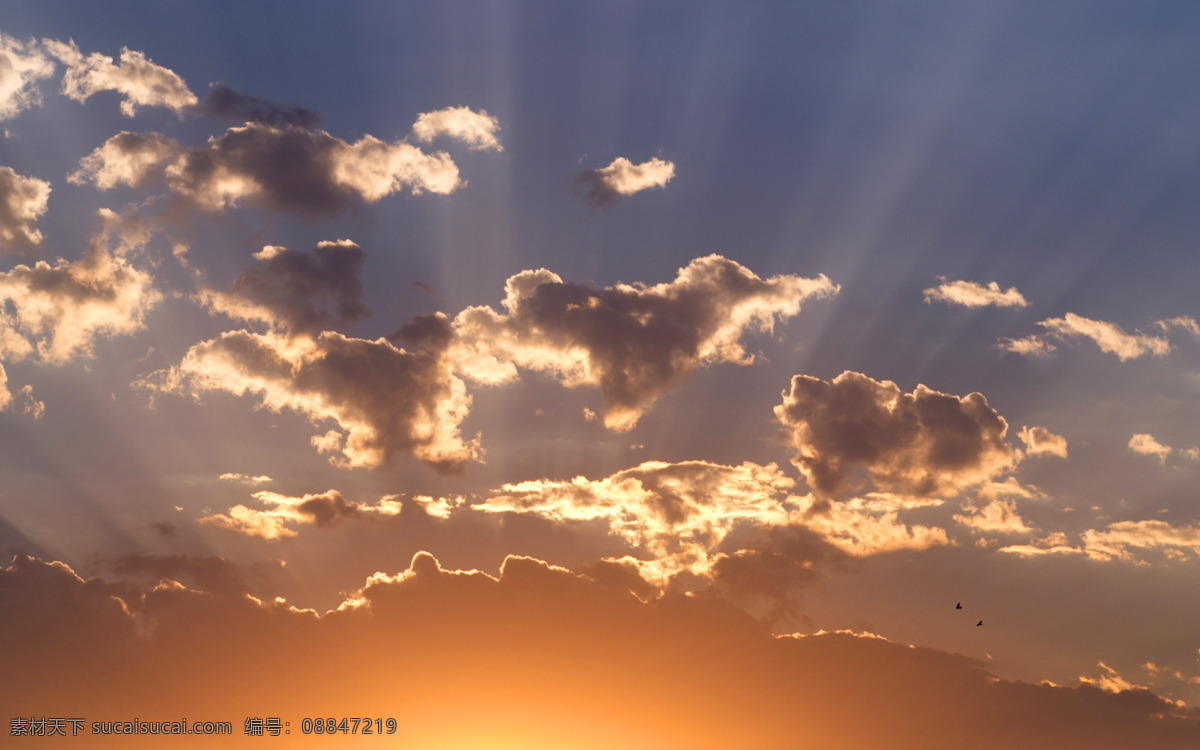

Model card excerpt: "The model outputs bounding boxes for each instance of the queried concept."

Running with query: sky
[1,1,1199,747]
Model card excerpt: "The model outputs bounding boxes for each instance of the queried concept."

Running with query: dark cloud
[776,371,1018,500]
[100,553,280,598]
[2,552,1197,748]
[454,254,838,430]
[196,82,320,128]
[202,240,368,335]
[73,122,465,215]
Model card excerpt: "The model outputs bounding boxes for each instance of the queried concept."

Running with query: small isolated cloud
[16,384,44,419]
[0,210,161,363]
[0,34,54,120]
[923,278,1028,308]
[200,239,368,335]
[197,82,320,129]
[452,254,838,430]
[1129,433,1172,464]
[411,106,502,151]
[1003,313,1169,361]
[144,330,478,471]
[217,472,273,485]
[776,371,1017,499]
[1018,425,1068,458]
[999,333,1056,356]
[43,39,197,116]
[68,131,179,190]
[73,122,466,214]
[579,156,675,206]
[0,166,50,252]
[201,489,401,540]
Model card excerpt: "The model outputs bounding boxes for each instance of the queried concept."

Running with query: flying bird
[976,620,983,627]
[955,602,962,609]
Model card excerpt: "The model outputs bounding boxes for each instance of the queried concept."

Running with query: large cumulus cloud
[452,254,838,430]
[776,371,1018,500]
[143,330,477,471]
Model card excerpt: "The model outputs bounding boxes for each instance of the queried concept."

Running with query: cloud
[1082,520,1200,562]
[579,156,676,206]
[923,277,1028,308]
[0,165,51,252]
[143,330,478,471]
[199,240,368,335]
[43,38,197,116]
[776,371,1018,499]
[196,82,320,128]
[68,131,180,189]
[411,106,502,151]
[201,489,401,540]
[1019,425,1069,458]
[0,34,54,120]
[0,210,161,363]
[1079,662,1149,694]
[1129,433,1173,464]
[72,121,466,213]
[0,364,9,410]
[217,472,273,485]
[6,552,1196,749]
[1000,333,1057,356]
[794,493,952,556]
[476,459,798,579]
[1003,313,1170,361]
[954,498,1032,534]
[1156,316,1200,338]
[452,254,838,430]
[16,384,43,419]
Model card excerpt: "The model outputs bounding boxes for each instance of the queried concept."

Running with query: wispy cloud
[43,38,197,116]
[0,34,54,120]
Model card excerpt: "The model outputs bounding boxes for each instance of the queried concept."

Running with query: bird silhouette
[955,602,962,609]
[976,620,983,627]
